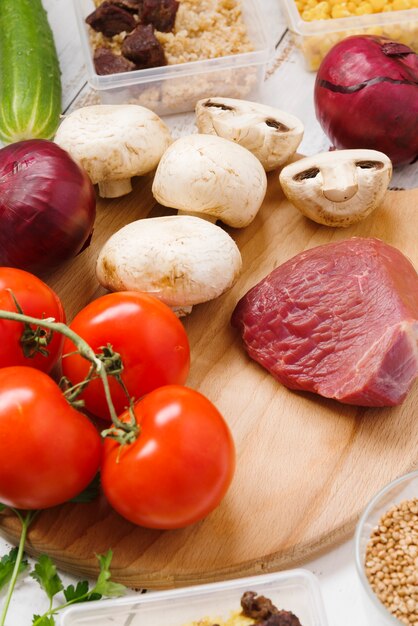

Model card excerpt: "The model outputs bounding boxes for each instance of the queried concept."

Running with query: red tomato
[0,267,65,372]
[0,366,102,510]
[62,292,190,420]
[101,385,236,529]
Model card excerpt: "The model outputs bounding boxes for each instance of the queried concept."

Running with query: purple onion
[0,139,96,273]
[314,35,418,166]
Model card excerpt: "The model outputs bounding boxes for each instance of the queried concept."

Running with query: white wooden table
[1,1,417,624]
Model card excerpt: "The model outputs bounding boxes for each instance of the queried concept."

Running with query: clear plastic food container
[60,569,329,626]
[355,470,418,625]
[281,1,418,70]
[73,0,271,115]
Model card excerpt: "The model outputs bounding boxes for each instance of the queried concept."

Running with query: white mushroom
[54,104,172,198]
[96,215,242,316]
[195,97,304,171]
[152,134,267,228]
[279,149,392,227]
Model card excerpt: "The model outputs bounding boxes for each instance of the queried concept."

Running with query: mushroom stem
[171,305,193,317]
[321,162,358,202]
[177,209,217,224]
[98,178,133,198]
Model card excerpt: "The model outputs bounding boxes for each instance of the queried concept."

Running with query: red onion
[314,35,418,166]
[0,139,96,273]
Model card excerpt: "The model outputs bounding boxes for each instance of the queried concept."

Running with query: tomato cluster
[0,268,235,529]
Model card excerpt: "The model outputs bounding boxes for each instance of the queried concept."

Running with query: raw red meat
[231,238,418,407]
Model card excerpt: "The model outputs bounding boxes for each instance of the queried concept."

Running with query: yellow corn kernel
[331,5,352,17]
[317,0,331,8]
[369,0,386,9]
[399,32,415,45]
[387,25,403,38]
[392,0,411,9]
[355,2,374,14]
[311,2,331,18]
[365,26,384,34]
[309,53,323,69]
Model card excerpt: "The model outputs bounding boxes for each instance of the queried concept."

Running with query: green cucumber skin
[0,0,62,144]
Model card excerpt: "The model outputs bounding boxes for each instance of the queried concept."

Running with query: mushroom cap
[279,149,392,227]
[152,134,267,228]
[54,104,172,184]
[195,97,304,171]
[96,215,242,308]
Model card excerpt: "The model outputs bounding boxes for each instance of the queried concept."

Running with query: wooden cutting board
[1,172,417,589]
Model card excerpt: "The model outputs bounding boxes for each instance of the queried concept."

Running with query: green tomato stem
[0,311,136,622]
[0,309,121,425]
[0,510,35,626]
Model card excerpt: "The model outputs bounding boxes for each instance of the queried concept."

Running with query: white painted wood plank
[263,0,288,46]
[44,0,89,111]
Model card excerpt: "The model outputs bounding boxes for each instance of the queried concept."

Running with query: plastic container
[354,470,418,625]
[60,569,329,626]
[73,0,271,116]
[281,1,418,71]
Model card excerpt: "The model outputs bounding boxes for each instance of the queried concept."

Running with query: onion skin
[314,36,418,166]
[0,139,96,273]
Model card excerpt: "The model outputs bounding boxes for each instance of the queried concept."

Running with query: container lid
[61,569,329,626]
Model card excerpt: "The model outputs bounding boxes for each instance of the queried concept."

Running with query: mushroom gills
[279,148,392,227]
[195,97,304,171]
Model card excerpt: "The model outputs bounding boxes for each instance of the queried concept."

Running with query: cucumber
[0,0,62,144]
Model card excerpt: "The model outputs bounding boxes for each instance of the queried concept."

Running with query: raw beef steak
[231,238,418,406]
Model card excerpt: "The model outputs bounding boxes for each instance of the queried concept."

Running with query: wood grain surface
[1,172,417,589]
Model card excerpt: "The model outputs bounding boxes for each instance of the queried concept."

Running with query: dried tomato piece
[142,0,179,32]
[86,1,136,37]
[121,24,167,68]
[94,47,136,75]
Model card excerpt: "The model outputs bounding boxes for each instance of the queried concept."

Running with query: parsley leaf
[91,550,126,598]
[32,615,55,626]
[63,580,97,603]
[0,547,28,591]
[63,580,89,602]
[30,555,63,601]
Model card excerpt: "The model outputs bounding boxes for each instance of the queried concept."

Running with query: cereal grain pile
[156,0,253,63]
[365,498,418,625]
